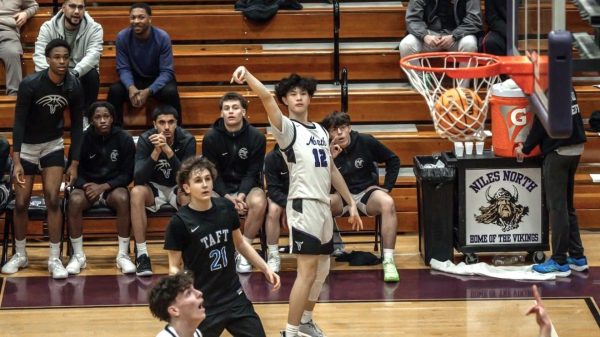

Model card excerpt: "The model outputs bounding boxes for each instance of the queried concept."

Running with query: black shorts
[21,149,65,176]
[199,296,266,337]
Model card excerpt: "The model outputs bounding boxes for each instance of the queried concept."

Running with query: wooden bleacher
[2,0,600,240]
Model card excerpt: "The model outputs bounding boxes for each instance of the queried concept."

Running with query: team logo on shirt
[238,147,248,159]
[110,149,119,162]
[36,95,68,115]
[354,157,364,169]
[156,159,172,179]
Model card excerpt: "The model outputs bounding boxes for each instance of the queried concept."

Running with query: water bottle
[492,254,525,266]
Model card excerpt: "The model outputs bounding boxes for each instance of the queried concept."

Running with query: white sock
[118,236,130,256]
[15,238,26,256]
[268,244,279,254]
[136,242,148,258]
[243,236,253,246]
[49,242,61,260]
[285,324,299,337]
[383,249,394,262]
[300,310,313,324]
[70,236,84,256]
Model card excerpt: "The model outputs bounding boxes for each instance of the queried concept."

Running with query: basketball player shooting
[231,66,362,337]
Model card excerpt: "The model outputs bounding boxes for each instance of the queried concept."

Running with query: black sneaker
[135,254,153,277]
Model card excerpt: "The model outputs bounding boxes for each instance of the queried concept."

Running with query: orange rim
[400,52,502,79]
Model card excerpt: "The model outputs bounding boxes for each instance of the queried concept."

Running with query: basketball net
[401,52,502,142]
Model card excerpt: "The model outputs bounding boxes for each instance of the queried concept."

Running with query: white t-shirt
[156,325,203,337]
[270,115,331,204]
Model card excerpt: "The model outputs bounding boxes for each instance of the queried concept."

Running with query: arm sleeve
[12,80,33,153]
[485,0,506,38]
[521,117,546,155]
[264,153,288,207]
[167,135,196,176]
[73,22,103,76]
[33,22,51,72]
[148,33,175,95]
[134,135,157,185]
[106,134,135,188]
[202,132,227,196]
[239,133,266,195]
[405,0,429,41]
[115,34,135,89]
[164,215,186,251]
[452,0,483,40]
[68,81,85,161]
[368,136,400,191]
[22,0,39,18]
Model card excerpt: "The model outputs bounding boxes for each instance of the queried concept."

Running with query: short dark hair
[148,272,194,323]
[45,39,71,57]
[219,92,248,110]
[321,111,351,131]
[87,101,116,120]
[274,73,317,104]
[177,156,218,193]
[152,105,179,121]
[130,2,151,16]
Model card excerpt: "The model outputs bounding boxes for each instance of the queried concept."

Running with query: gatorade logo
[500,105,531,143]
[510,108,528,126]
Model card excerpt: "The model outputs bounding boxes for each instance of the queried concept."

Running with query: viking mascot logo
[475,186,529,232]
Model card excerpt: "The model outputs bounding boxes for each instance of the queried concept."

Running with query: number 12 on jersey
[312,148,328,167]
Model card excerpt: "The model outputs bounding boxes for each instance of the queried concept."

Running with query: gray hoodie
[33,10,103,76]
[405,0,482,41]
[0,0,38,34]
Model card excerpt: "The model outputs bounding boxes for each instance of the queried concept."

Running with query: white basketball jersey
[271,116,331,204]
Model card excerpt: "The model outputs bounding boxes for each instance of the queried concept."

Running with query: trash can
[414,155,456,265]
[490,79,541,157]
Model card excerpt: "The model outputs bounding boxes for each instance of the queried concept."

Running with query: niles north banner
[465,168,542,246]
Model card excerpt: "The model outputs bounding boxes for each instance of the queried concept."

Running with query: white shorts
[340,187,383,217]
[146,182,178,213]
[20,138,65,174]
[287,199,333,255]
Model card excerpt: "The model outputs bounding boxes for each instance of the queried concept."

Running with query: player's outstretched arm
[526,285,552,337]
[331,165,363,231]
[232,229,281,289]
[231,66,283,131]
[167,250,184,275]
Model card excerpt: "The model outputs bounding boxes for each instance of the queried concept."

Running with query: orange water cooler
[489,80,541,157]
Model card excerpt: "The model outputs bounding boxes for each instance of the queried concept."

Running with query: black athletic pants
[199,296,266,337]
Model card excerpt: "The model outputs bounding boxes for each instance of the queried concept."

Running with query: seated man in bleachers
[33,0,103,120]
[0,0,38,95]
[400,0,482,59]
[107,2,181,126]
[321,111,401,282]
[480,0,509,55]
[262,144,289,273]
[66,102,136,276]
[2,39,84,279]
[130,104,195,277]
[202,92,267,274]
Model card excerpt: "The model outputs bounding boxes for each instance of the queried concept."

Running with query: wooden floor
[1,232,599,336]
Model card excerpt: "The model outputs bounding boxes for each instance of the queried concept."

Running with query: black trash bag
[589,110,600,132]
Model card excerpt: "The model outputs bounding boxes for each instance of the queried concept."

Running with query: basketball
[434,88,484,135]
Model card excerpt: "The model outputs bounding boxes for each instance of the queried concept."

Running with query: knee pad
[308,255,330,301]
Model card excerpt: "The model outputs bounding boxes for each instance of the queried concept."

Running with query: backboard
[507,0,573,138]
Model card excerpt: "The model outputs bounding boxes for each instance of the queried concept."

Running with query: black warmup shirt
[12,69,84,160]
[264,146,289,208]
[333,131,400,194]
[164,198,245,312]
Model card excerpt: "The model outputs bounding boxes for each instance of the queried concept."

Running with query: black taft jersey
[164,198,244,312]
[334,131,400,194]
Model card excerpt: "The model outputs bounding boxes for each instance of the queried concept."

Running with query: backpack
[235,0,280,22]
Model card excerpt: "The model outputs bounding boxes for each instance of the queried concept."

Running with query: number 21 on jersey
[312,148,328,167]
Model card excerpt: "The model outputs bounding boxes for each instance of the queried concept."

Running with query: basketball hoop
[400,52,503,142]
